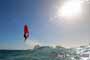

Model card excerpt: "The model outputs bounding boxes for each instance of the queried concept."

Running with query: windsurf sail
[24,24,29,41]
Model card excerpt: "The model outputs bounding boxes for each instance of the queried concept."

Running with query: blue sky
[0,0,89,49]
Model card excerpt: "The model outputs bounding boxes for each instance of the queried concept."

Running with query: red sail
[24,24,29,40]
[24,24,29,33]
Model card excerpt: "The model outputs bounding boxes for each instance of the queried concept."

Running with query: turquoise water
[0,50,33,60]
[0,47,79,60]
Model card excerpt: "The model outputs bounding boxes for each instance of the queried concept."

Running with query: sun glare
[58,0,82,18]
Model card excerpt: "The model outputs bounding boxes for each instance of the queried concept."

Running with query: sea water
[0,50,32,60]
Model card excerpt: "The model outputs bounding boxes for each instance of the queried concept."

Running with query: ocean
[0,50,33,60]
[0,47,81,60]
[0,48,66,60]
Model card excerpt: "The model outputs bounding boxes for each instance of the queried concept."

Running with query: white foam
[25,39,41,49]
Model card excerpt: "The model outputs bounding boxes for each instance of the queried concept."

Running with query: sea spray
[25,39,41,49]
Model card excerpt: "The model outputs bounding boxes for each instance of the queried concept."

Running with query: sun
[50,0,83,24]
[58,0,82,18]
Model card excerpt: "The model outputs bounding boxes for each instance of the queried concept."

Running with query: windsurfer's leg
[24,33,26,40]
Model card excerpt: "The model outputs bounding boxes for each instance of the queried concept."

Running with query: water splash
[25,39,41,49]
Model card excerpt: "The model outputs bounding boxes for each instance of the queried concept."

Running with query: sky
[0,0,89,49]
